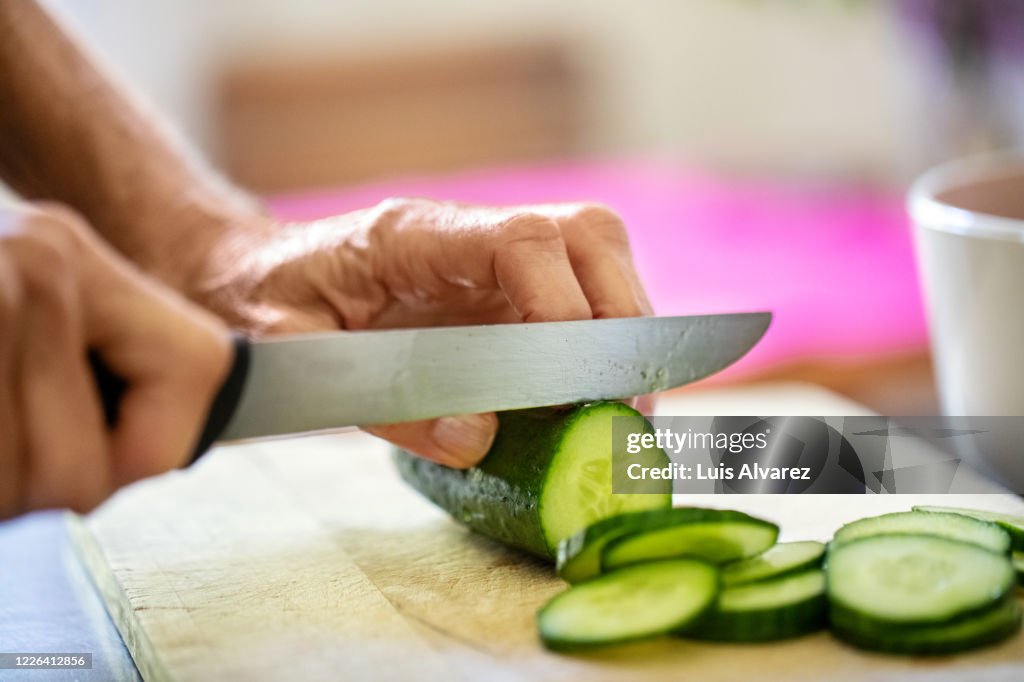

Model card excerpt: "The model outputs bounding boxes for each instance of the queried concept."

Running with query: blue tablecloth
[0,510,138,681]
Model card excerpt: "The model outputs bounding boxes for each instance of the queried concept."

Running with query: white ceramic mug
[910,153,1024,488]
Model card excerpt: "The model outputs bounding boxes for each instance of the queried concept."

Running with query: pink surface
[268,159,926,378]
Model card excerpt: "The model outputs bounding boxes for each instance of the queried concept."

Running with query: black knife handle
[89,334,251,465]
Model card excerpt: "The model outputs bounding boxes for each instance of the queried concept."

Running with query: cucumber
[1015,552,1024,586]
[830,510,1011,555]
[913,505,1024,552]
[831,597,1021,656]
[537,559,718,651]
[558,507,776,584]
[600,510,778,571]
[721,541,826,587]
[681,570,827,642]
[393,402,670,559]
[827,535,1015,627]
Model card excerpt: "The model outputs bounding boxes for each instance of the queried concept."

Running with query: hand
[191,199,655,467]
[0,203,231,519]
[0,1,651,474]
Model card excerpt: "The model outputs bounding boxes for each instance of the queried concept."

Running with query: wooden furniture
[216,42,583,193]
[70,384,1023,681]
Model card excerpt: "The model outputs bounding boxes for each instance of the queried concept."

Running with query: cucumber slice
[558,507,775,584]
[913,505,1024,552]
[831,597,1021,655]
[537,559,718,651]
[682,570,827,642]
[394,402,671,559]
[600,511,778,571]
[830,511,1011,556]
[721,541,826,587]
[827,535,1015,626]
[1014,551,1024,586]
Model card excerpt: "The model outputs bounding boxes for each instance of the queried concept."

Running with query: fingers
[103,327,230,487]
[507,206,656,415]
[371,200,593,324]
[634,394,657,417]
[0,208,111,515]
[76,222,232,486]
[10,218,110,511]
[372,199,651,324]
[356,200,656,467]
[0,203,232,519]
[363,413,498,468]
[490,214,593,322]
[541,203,654,319]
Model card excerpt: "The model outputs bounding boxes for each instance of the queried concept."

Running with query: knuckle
[7,231,76,306]
[572,203,629,244]
[178,327,231,392]
[24,202,87,243]
[499,213,563,247]
[372,197,429,225]
[29,200,81,222]
[21,232,71,271]
[375,196,419,212]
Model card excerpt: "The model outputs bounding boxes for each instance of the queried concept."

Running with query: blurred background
[32,0,1024,413]
[47,0,1024,189]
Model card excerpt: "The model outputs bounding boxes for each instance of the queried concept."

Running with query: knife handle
[89,334,251,465]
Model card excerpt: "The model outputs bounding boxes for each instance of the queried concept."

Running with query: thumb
[363,413,498,468]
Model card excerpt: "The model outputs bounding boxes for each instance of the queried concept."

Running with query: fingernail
[432,414,498,466]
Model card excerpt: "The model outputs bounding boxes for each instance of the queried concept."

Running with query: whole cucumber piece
[393,401,671,559]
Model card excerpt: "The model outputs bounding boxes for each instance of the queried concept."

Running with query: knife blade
[90,312,770,460]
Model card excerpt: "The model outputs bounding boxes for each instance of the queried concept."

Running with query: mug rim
[908,150,1024,243]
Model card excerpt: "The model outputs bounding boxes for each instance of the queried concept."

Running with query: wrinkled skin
[191,199,655,467]
[0,0,657,519]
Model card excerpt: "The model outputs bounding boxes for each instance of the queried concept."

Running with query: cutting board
[70,383,1024,681]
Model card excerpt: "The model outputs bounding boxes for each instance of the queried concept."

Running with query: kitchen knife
[91,312,771,462]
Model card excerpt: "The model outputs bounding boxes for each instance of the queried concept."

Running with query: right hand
[0,203,231,519]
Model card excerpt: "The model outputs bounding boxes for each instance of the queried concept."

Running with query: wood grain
[69,449,453,682]
[71,383,1024,681]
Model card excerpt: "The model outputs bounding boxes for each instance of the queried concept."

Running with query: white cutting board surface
[71,383,1024,681]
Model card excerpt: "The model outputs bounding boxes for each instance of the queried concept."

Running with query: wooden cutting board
[70,383,1024,681]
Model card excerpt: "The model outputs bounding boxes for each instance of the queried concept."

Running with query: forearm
[0,0,270,293]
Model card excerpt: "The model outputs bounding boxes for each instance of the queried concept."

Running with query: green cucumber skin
[558,508,775,584]
[827,596,1013,642]
[679,570,828,643]
[394,407,584,559]
[394,402,670,560]
[600,513,779,571]
[830,510,1012,556]
[682,596,827,643]
[721,541,827,587]
[830,597,1022,656]
[1015,552,1024,586]
[913,505,1024,553]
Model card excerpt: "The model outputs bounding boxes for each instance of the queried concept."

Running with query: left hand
[187,198,655,466]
